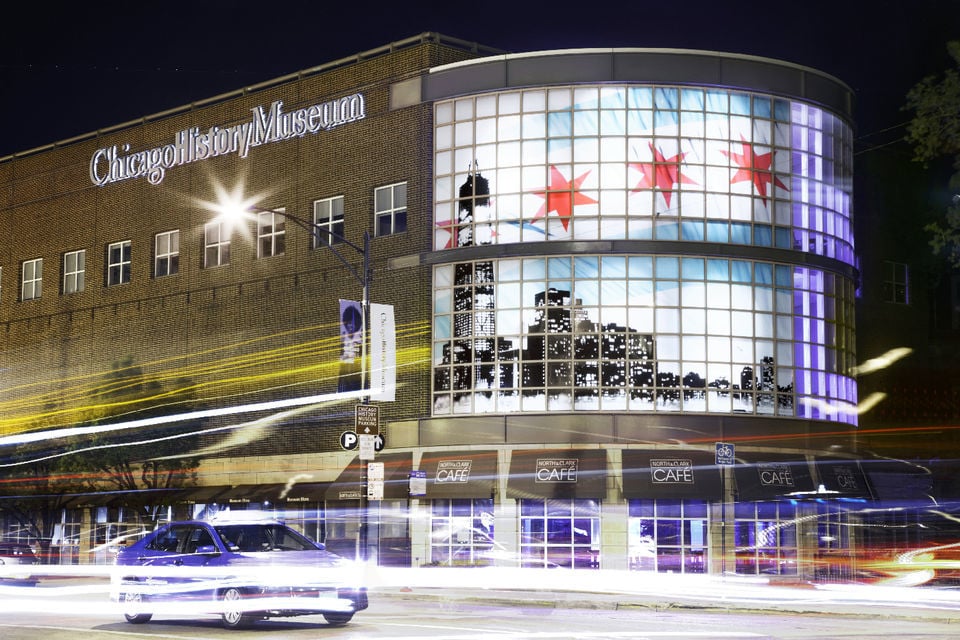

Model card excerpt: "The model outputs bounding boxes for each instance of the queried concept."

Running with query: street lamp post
[278,213,374,565]
[217,203,373,562]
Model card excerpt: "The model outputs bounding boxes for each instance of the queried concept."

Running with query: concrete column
[408,498,430,567]
[601,448,628,570]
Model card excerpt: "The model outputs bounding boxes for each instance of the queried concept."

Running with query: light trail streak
[850,347,913,376]
[0,323,429,442]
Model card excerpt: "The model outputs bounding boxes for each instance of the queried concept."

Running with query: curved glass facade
[432,83,857,423]
[433,85,853,263]
[432,255,856,420]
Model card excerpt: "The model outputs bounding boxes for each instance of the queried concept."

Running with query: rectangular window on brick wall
[375,182,407,237]
[63,249,85,294]
[881,260,909,304]
[155,230,180,277]
[22,258,42,300]
[257,210,286,258]
[106,241,131,286]
[204,221,231,268]
[314,196,345,247]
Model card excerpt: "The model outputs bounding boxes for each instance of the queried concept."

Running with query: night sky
[0,1,957,160]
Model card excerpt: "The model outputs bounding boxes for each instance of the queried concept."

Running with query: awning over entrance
[271,482,327,506]
[733,453,815,500]
[60,488,183,509]
[172,485,231,506]
[215,484,285,508]
[506,449,606,500]
[419,450,497,499]
[325,453,413,502]
[814,458,873,498]
[860,458,934,502]
[621,449,722,500]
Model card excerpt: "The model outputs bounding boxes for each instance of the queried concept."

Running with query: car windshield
[213,524,317,552]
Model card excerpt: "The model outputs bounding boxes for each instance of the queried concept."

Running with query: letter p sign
[340,431,359,450]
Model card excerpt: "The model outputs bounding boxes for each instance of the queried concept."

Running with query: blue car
[111,515,368,629]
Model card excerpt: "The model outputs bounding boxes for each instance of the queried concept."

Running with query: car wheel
[220,587,255,630]
[323,612,354,626]
[121,592,153,624]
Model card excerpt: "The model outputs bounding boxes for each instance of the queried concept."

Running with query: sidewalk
[367,567,960,622]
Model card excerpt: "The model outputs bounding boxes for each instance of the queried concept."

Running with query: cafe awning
[859,458,934,502]
[733,453,815,500]
[506,449,606,500]
[419,450,497,499]
[814,458,873,498]
[621,449,722,500]
[325,452,413,502]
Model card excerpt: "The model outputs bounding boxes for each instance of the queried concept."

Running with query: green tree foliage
[56,358,201,518]
[1,357,203,559]
[904,41,960,268]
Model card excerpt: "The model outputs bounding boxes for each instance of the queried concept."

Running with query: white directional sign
[359,434,376,461]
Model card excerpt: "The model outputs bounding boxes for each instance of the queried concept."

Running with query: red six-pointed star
[630,142,698,209]
[721,136,789,205]
[434,217,457,249]
[531,166,598,232]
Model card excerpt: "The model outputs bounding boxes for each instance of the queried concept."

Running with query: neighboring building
[0,33,895,578]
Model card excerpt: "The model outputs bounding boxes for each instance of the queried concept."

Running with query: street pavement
[368,566,960,623]
[17,565,960,624]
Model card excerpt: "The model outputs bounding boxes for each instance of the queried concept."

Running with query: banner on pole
[338,299,363,393]
[369,303,396,401]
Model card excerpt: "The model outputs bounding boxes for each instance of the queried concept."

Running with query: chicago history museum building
[0,34,869,577]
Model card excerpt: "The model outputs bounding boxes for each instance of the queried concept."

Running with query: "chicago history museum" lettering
[90,93,366,186]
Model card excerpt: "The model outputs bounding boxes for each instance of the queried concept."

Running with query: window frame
[63,249,85,294]
[313,196,345,247]
[374,182,407,237]
[881,260,909,304]
[204,221,231,268]
[106,240,131,286]
[257,209,286,259]
[154,229,180,277]
[21,258,42,301]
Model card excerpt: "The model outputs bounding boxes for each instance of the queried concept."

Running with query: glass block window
[432,256,857,423]
[433,85,854,265]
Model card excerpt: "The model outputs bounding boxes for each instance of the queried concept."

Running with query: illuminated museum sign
[90,93,366,186]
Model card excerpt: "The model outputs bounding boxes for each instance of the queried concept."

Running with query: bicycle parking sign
[715,442,735,465]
